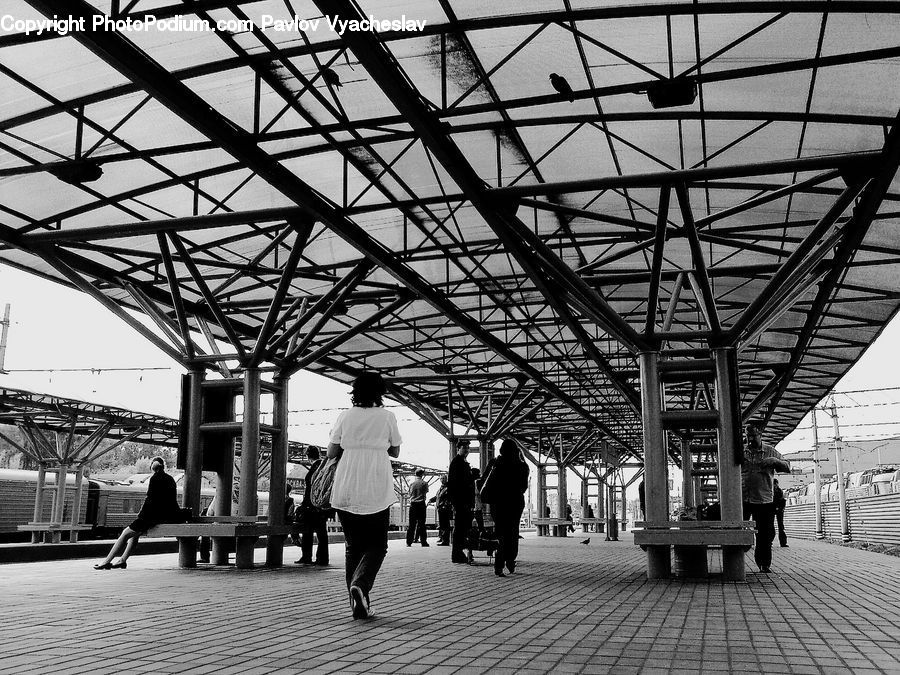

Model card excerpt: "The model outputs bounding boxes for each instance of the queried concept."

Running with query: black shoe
[780,544,789,548]
[406,544,412,547]
[494,568,506,577]
[294,558,313,565]
[315,561,328,567]
[421,542,430,547]
[761,567,772,573]
[451,556,468,564]
[350,585,369,619]
[436,542,449,546]
[110,560,127,569]
[506,561,515,574]
[93,562,112,570]
[199,556,210,564]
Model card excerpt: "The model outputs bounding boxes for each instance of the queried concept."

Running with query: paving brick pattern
[1,532,898,674]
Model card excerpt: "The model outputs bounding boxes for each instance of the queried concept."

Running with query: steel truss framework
[1,0,900,474]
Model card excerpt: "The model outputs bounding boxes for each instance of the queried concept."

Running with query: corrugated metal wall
[785,492,900,546]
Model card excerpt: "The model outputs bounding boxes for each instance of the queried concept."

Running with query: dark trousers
[437,509,452,544]
[299,513,329,564]
[744,501,777,569]
[492,502,524,572]
[406,502,428,545]
[451,505,473,561]
[775,508,788,546]
[338,508,389,597]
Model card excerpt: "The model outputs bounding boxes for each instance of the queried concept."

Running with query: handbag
[479,464,497,504]
[309,456,339,509]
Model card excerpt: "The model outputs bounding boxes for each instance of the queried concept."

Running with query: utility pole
[828,400,851,542]
[811,408,823,539]
[0,303,10,374]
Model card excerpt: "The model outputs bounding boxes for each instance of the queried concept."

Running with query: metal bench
[532,517,573,537]
[18,522,94,543]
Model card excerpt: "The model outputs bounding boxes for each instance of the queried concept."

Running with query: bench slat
[634,529,754,546]
[146,524,294,538]
[634,520,754,530]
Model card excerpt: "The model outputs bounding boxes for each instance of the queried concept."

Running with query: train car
[387,503,437,531]
[0,468,89,540]
[0,468,271,541]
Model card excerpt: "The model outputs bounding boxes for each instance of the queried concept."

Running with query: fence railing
[784,491,900,546]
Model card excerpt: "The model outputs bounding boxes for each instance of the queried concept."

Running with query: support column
[49,463,67,543]
[681,437,695,510]
[556,453,568,537]
[479,437,492,471]
[811,410,823,539]
[31,465,46,543]
[639,351,669,577]
[536,463,548,535]
[266,375,289,567]
[830,402,850,542]
[69,465,85,543]
[714,347,745,581]
[236,367,261,568]
[619,473,627,530]
[604,475,618,541]
[581,477,589,532]
[179,368,204,568]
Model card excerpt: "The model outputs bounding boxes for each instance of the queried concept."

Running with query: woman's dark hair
[351,372,386,407]
[498,439,519,459]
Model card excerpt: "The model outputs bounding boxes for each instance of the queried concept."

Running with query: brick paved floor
[1,532,898,674]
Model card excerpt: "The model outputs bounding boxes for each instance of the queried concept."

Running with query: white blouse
[329,406,401,515]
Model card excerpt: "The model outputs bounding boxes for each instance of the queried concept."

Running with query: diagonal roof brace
[23,0,637,456]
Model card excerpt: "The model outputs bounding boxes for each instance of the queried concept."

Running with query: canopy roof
[2,0,900,466]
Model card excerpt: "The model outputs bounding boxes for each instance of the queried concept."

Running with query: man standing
[742,423,790,573]
[447,441,475,564]
[773,479,788,548]
[406,469,430,547]
[435,475,452,545]
[296,445,330,566]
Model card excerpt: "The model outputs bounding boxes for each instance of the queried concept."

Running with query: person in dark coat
[481,439,530,577]
[296,446,330,566]
[435,475,452,545]
[94,456,181,569]
[773,479,788,548]
[447,441,475,564]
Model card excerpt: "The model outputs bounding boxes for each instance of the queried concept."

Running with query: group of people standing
[442,439,529,577]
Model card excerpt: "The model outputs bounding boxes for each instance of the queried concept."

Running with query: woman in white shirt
[327,372,401,619]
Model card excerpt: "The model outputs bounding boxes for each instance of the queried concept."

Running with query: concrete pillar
[237,367,261,568]
[266,375,289,567]
[812,410,823,539]
[179,368,204,568]
[714,347,745,581]
[681,437,695,509]
[31,465,46,543]
[49,464,67,543]
[556,453,568,537]
[69,465,85,543]
[639,351,670,578]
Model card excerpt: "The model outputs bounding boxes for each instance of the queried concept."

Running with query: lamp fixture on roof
[646,78,697,109]
[49,159,103,184]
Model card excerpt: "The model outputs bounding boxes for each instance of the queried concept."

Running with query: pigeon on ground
[581,538,590,545]
[549,73,575,102]
[321,67,342,88]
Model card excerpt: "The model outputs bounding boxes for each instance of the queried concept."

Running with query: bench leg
[178,538,198,568]
[266,535,286,568]
[722,546,745,581]
[646,545,671,579]
[673,546,708,578]
[212,537,230,565]
[235,536,257,569]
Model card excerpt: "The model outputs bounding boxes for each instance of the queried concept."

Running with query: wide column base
[673,546,709,577]
[236,536,258,569]
[178,538,198,568]
[646,546,671,579]
[722,547,745,581]
[266,536,286,567]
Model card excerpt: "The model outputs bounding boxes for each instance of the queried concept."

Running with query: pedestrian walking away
[328,372,401,619]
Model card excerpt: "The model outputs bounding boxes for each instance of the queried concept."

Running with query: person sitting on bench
[93,456,181,570]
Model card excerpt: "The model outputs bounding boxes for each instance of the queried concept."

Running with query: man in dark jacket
[296,446,329,566]
[773,479,788,548]
[447,442,475,564]
[435,475,452,545]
